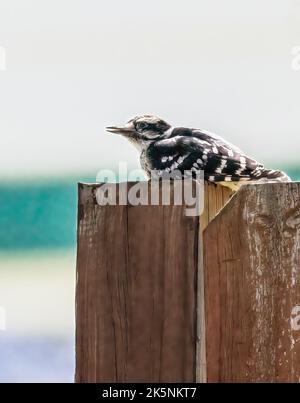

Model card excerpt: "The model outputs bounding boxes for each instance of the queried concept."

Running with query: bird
[106,114,291,191]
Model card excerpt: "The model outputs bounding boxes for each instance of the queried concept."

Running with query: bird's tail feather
[255,169,291,183]
[218,169,291,191]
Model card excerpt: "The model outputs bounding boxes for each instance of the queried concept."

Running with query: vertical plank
[75,182,200,382]
[196,183,233,382]
[204,182,300,382]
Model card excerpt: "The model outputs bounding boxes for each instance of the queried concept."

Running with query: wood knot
[285,205,300,230]
[253,214,276,230]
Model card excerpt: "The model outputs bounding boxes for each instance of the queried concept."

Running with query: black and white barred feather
[106,115,291,191]
[141,127,290,190]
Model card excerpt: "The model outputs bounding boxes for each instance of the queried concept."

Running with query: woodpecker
[106,115,291,191]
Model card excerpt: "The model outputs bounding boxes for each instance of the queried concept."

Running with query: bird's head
[106,115,172,149]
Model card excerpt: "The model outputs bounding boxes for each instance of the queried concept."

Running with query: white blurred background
[0,0,300,178]
[0,0,299,382]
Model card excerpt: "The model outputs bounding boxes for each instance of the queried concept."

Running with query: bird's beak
[106,123,135,136]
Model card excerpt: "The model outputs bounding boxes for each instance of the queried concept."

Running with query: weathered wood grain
[196,183,233,382]
[76,182,201,382]
[76,181,231,383]
[204,182,300,382]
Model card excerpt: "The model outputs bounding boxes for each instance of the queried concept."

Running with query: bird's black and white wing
[145,127,290,186]
[145,135,205,178]
[189,128,290,183]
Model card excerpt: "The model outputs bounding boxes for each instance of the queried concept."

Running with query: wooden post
[75,181,231,382]
[204,182,300,382]
[197,184,232,382]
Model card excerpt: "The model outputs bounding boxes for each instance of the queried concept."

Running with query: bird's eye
[137,122,147,131]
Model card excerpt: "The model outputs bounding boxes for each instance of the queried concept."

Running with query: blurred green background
[1,0,300,382]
